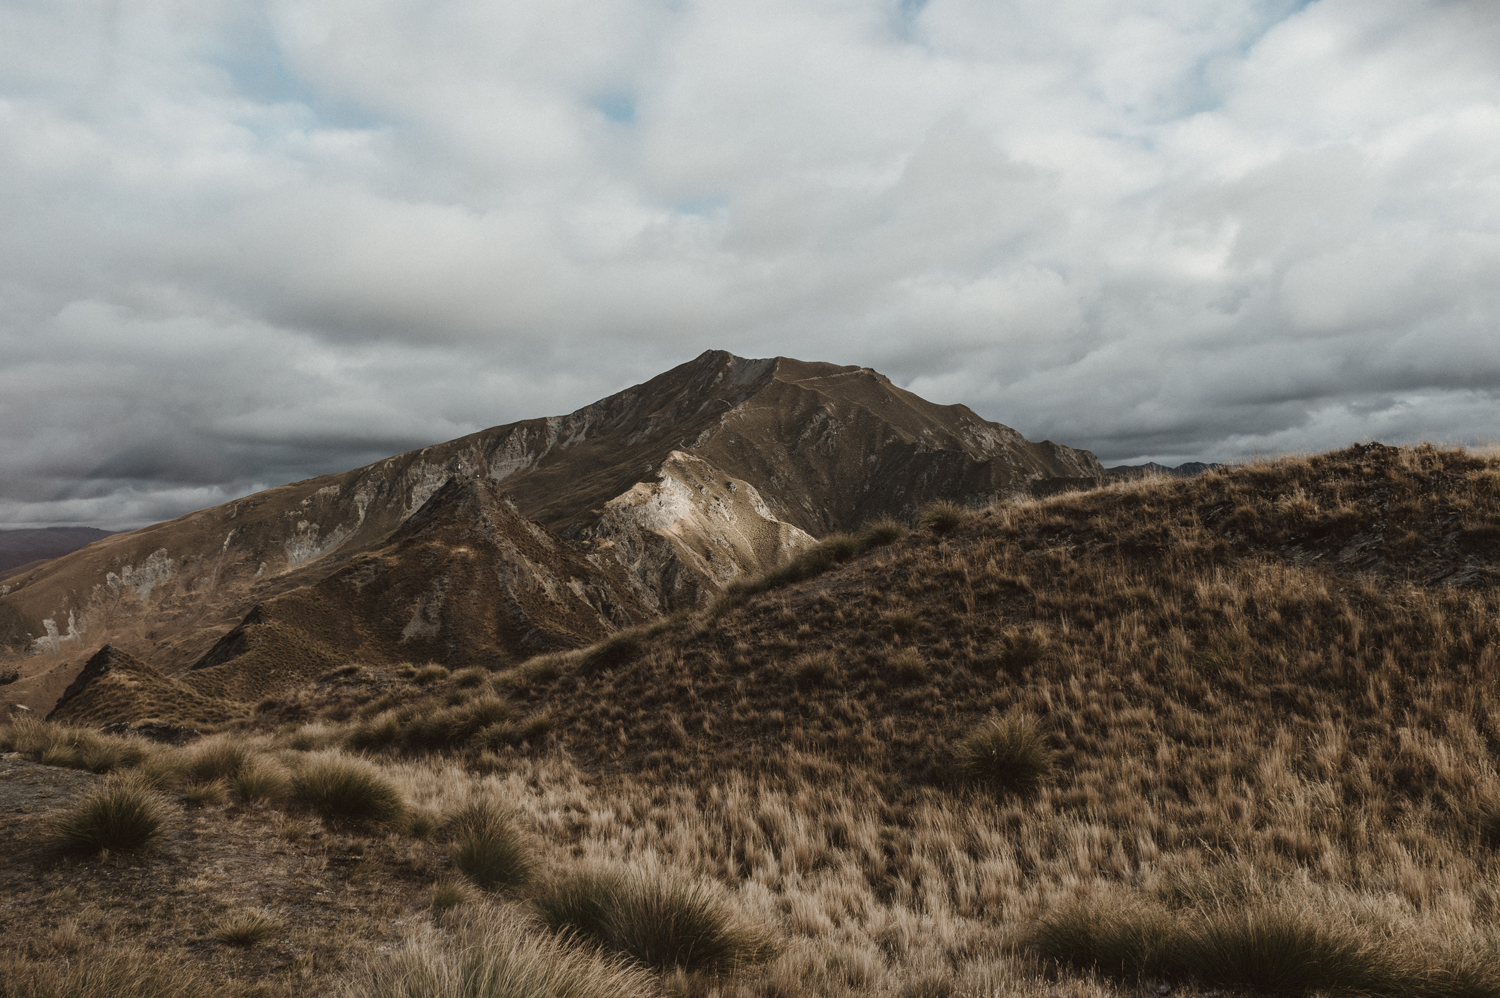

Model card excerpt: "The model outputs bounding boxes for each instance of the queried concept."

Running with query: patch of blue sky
[208,13,385,133]
[594,93,636,125]
[893,0,930,42]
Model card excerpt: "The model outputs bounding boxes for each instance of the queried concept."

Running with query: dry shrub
[344,908,655,998]
[535,864,774,973]
[952,713,1053,800]
[52,775,171,853]
[447,796,534,890]
[290,752,406,829]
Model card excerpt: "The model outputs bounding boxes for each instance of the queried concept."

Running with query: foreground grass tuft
[536,864,773,972]
[0,946,223,998]
[290,753,406,829]
[447,796,534,890]
[345,908,656,998]
[919,500,966,535]
[212,911,281,947]
[52,776,170,853]
[952,713,1053,800]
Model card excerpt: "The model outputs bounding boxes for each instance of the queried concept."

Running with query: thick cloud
[3,0,1497,527]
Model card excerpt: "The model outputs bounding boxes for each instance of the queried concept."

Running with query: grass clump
[412,664,450,685]
[290,752,406,829]
[447,796,534,890]
[183,736,252,785]
[348,908,655,998]
[885,648,928,685]
[861,515,907,546]
[0,946,222,998]
[919,500,966,536]
[212,911,281,947]
[987,626,1048,674]
[952,713,1053,800]
[791,651,839,689]
[1034,895,1413,996]
[2,717,147,774]
[431,878,476,911]
[231,757,291,805]
[180,780,228,807]
[52,776,171,853]
[536,864,773,972]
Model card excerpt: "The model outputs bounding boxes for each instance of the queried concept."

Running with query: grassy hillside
[4,443,1500,997]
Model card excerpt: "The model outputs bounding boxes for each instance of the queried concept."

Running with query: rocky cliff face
[0,350,1102,718]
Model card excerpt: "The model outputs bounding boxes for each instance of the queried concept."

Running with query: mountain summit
[0,351,1100,718]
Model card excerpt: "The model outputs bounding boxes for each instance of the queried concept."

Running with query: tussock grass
[182,737,251,784]
[952,713,1054,800]
[536,864,773,972]
[1,717,147,774]
[344,908,656,998]
[179,779,227,807]
[447,796,533,890]
[230,756,291,805]
[919,500,966,535]
[430,878,476,911]
[412,664,450,685]
[885,647,928,685]
[0,946,224,998]
[1031,892,1500,997]
[290,753,406,829]
[791,651,839,689]
[52,775,170,853]
[212,910,281,947]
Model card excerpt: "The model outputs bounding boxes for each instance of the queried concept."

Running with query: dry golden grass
[8,443,1500,996]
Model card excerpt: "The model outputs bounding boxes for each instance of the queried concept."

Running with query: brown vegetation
[5,443,1500,996]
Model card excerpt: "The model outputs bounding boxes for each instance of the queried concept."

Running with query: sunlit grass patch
[346,908,655,998]
[536,864,774,972]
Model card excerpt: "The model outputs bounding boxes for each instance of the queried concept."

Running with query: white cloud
[2,0,1498,526]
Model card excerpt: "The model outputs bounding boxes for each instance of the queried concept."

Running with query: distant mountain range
[0,350,1104,718]
[0,528,117,577]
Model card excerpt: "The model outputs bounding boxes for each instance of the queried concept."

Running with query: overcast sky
[3,0,1498,529]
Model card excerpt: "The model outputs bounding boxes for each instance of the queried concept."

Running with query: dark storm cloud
[2,0,1498,527]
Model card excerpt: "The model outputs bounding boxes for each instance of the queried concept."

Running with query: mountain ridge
[0,350,1102,719]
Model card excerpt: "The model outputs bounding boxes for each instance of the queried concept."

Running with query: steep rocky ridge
[0,350,1101,716]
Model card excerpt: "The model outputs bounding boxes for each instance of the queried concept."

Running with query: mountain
[0,350,1101,719]
[0,527,117,577]
[1105,460,1224,480]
